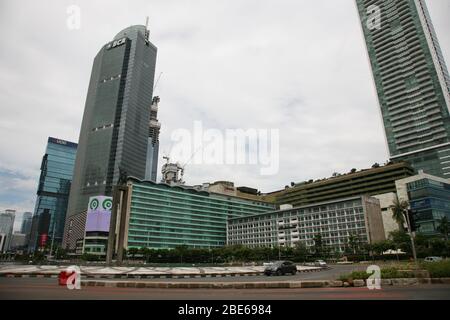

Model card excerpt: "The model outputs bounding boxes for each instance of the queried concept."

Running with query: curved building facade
[63,25,158,249]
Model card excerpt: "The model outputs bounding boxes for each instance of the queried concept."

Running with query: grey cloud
[0,0,448,212]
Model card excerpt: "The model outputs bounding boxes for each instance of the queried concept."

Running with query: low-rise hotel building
[227,196,385,254]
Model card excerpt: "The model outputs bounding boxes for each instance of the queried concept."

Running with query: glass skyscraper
[64,25,158,249]
[356,0,450,178]
[30,137,77,250]
[407,177,450,235]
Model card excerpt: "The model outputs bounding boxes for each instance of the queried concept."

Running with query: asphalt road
[1,277,450,300]
[0,264,369,283]
[82,264,369,282]
[137,264,369,282]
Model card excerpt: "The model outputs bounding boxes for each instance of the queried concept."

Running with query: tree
[293,241,308,262]
[347,233,360,255]
[128,247,138,259]
[389,230,411,253]
[391,197,408,230]
[350,168,357,174]
[313,234,323,256]
[437,216,450,241]
[370,240,395,256]
[174,245,189,263]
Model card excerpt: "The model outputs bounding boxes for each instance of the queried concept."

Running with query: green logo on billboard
[89,198,99,210]
[102,198,113,210]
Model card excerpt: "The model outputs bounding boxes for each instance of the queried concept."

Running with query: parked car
[264,261,297,276]
[424,256,443,262]
[314,260,327,267]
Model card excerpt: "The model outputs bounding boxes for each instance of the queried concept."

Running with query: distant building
[227,196,385,254]
[64,25,158,250]
[10,233,27,251]
[356,0,450,178]
[372,192,401,239]
[273,161,414,207]
[160,157,185,186]
[20,212,32,235]
[0,210,16,252]
[194,181,262,201]
[31,137,77,251]
[27,214,39,253]
[28,209,52,252]
[396,171,450,236]
[20,212,33,247]
[63,211,87,252]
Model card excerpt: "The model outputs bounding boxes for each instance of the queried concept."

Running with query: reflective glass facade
[32,137,77,247]
[356,0,450,178]
[64,25,157,249]
[407,178,450,235]
[126,179,276,249]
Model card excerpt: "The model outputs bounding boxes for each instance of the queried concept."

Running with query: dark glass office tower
[356,0,450,178]
[29,137,77,252]
[64,25,157,249]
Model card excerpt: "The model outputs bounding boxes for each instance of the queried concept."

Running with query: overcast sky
[1,0,449,229]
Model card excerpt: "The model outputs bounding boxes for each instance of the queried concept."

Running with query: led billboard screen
[85,196,112,232]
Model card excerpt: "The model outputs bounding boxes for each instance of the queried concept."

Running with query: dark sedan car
[264,261,297,276]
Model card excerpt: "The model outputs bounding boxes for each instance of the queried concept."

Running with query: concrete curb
[77,277,450,289]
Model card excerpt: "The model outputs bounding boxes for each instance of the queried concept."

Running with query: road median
[79,277,450,289]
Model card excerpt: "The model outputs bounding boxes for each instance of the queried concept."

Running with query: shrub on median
[338,267,414,282]
[422,260,450,278]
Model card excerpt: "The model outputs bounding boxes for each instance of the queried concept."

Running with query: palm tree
[391,197,409,230]
[437,216,450,241]
[347,233,360,255]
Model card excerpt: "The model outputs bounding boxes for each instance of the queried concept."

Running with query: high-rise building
[356,0,450,178]
[0,210,15,252]
[20,212,33,247]
[145,96,161,181]
[20,212,32,235]
[64,25,158,250]
[30,137,77,251]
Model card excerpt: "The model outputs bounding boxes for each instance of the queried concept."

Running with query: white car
[314,260,327,267]
[424,256,443,262]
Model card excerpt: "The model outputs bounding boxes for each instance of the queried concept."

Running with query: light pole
[49,219,57,259]
[404,209,418,267]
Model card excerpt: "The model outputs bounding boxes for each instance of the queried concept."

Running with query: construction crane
[153,72,163,93]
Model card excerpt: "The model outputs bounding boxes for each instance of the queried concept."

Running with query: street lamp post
[404,209,418,267]
[49,219,57,259]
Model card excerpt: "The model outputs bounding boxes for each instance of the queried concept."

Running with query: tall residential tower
[356,0,450,178]
[63,25,158,249]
